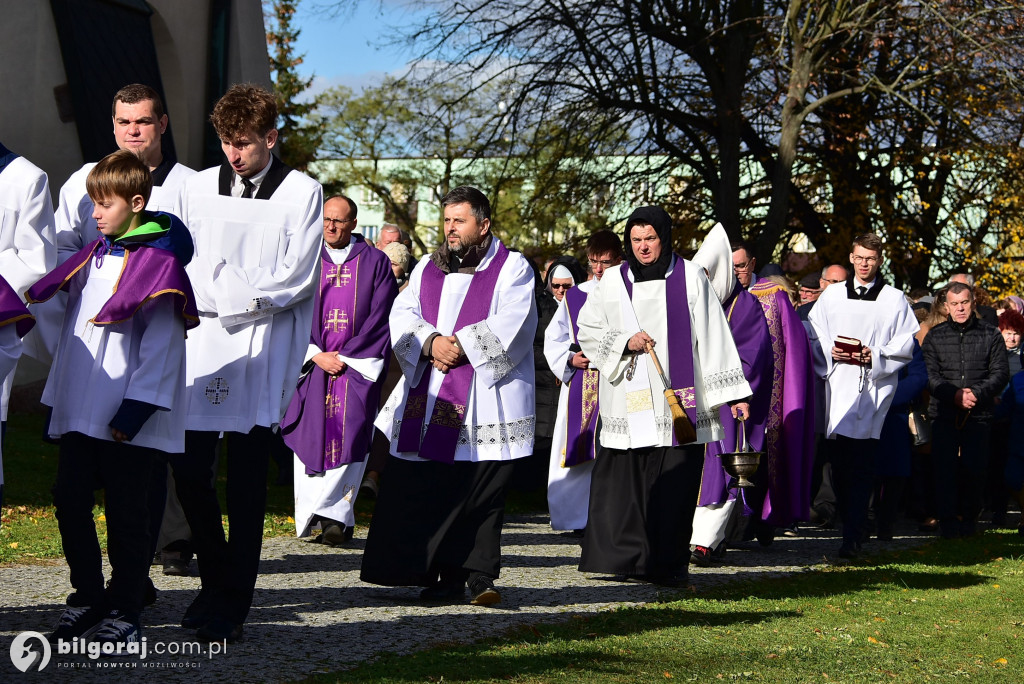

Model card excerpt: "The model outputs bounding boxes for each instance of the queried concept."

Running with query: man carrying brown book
[807,234,919,558]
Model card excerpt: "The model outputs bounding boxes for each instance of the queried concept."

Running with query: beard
[448,232,475,256]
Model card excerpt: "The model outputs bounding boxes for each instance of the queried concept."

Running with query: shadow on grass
[304,606,798,683]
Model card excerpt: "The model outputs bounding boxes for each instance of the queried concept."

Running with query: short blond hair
[86,149,152,205]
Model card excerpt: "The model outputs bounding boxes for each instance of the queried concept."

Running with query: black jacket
[922,315,1008,422]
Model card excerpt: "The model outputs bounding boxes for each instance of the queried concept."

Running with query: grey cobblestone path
[0,515,933,682]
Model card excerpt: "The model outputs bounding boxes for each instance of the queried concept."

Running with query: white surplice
[375,237,537,462]
[0,154,56,420]
[576,256,751,448]
[808,282,919,439]
[40,255,187,452]
[544,279,596,530]
[177,166,323,433]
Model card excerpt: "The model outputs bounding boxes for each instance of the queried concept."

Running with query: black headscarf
[623,206,673,282]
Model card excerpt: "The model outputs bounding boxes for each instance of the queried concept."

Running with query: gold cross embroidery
[325,439,342,463]
[326,392,344,418]
[325,308,349,333]
[340,265,352,287]
[326,266,344,287]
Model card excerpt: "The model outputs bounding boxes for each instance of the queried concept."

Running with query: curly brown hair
[209,83,277,140]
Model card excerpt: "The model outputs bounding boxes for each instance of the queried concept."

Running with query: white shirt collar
[232,155,274,198]
[325,236,354,264]
[854,277,875,290]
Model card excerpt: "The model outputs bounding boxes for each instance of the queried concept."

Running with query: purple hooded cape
[698,282,773,506]
[282,237,398,474]
[26,235,198,331]
[749,281,816,525]
[0,275,34,338]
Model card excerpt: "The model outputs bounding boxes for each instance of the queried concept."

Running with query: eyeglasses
[324,217,355,228]
[823,278,845,284]
[550,283,572,290]
[733,260,753,272]
[588,258,615,266]
[851,255,878,264]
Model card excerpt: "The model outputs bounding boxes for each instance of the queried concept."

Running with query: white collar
[233,155,274,197]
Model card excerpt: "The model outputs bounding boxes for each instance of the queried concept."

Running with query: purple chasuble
[26,239,198,330]
[397,242,510,462]
[697,284,773,507]
[0,275,34,338]
[282,238,398,474]
[619,258,697,442]
[748,281,816,525]
[562,285,599,467]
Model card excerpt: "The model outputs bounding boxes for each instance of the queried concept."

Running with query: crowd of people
[0,81,1022,657]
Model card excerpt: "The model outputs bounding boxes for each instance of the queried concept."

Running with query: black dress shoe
[197,618,242,643]
[321,522,353,547]
[468,576,501,606]
[419,582,466,602]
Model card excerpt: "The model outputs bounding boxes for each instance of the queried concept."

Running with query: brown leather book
[835,336,866,365]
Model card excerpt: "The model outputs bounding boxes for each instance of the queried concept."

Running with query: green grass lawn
[304,533,1023,683]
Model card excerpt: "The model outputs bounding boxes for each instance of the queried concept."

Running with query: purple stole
[0,275,34,338]
[619,259,697,444]
[397,242,510,462]
[562,286,599,466]
[283,240,394,473]
[26,239,199,330]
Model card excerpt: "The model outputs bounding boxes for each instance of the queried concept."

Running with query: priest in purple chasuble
[745,275,816,538]
[281,196,398,544]
[543,230,624,531]
[575,207,751,587]
[689,224,773,562]
[361,186,537,606]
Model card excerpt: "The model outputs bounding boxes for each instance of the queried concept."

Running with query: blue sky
[289,1,428,95]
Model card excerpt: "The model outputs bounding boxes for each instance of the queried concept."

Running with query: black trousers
[580,444,703,579]
[168,427,271,624]
[361,456,513,587]
[830,435,878,546]
[52,432,158,614]
[932,419,991,534]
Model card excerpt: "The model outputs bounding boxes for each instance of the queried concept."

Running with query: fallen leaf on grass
[8,542,17,549]
[993,658,1007,666]
[663,672,673,678]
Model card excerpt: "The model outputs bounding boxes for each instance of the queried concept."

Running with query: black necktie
[240,178,255,199]
[856,286,867,298]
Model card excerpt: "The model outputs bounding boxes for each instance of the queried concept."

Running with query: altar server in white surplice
[53,84,194,265]
[362,186,537,607]
[168,84,323,644]
[0,141,55,507]
[544,230,623,532]
[808,232,918,559]
[576,206,751,587]
[44,84,199,578]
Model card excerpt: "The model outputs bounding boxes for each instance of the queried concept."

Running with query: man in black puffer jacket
[922,281,1008,538]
